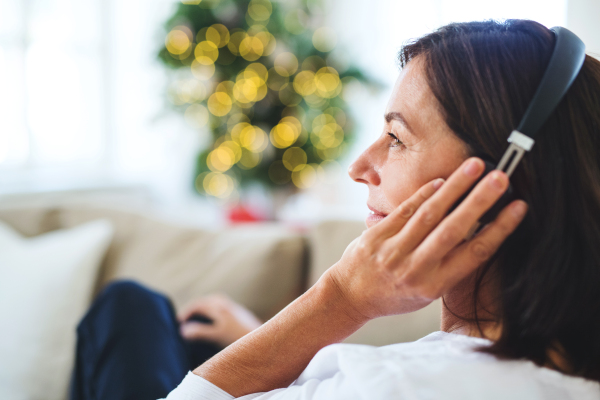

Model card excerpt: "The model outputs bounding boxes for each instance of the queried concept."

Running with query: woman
[73,19,600,399]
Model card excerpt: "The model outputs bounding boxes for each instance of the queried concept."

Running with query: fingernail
[511,201,528,218]
[488,171,507,190]
[463,159,482,177]
[433,178,445,190]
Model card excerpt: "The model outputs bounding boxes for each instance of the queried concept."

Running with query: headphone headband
[496,26,586,177]
[517,26,586,138]
[460,26,586,239]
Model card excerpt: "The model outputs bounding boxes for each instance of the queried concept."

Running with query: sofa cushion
[0,205,308,321]
[0,219,113,400]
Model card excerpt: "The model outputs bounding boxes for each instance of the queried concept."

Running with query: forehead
[385,57,448,137]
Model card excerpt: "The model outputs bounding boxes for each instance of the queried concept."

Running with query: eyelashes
[387,132,405,148]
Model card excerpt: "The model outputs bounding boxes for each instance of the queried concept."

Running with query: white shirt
[162,331,600,400]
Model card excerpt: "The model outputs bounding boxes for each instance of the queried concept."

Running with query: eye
[387,132,405,148]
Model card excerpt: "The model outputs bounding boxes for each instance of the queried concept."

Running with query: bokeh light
[254,31,276,56]
[312,27,337,52]
[278,84,302,106]
[227,113,251,131]
[317,146,344,161]
[215,80,234,93]
[200,172,236,198]
[168,79,207,105]
[194,41,219,65]
[291,163,317,188]
[221,140,242,162]
[233,79,258,103]
[233,63,268,104]
[227,30,248,56]
[310,113,344,149]
[207,140,242,172]
[242,125,268,152]
[191,60,216,80]
[274,52,298,77]
[304,93,328,109]
[267,68,289,91]
[301,55,326,72]
[247,0,273,21]
[238,25,277,61]
[238,148,262,169]
[282,147,307,171]
[315,67,342,98]
[284,9,308,34]
[293,70,316,96]
[324,106,347,127]
[184,103,209,128]
[166,26,193,56]
[206,24,230,48]
[207,91,232,116]
[230,122,268,153]
[270,116,302,148]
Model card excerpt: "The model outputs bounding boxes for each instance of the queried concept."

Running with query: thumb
[180,321,219,341]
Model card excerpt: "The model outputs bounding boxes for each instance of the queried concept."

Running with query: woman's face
[349,57,470,228]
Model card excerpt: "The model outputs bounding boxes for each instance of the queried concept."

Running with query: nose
[348,142,381,186]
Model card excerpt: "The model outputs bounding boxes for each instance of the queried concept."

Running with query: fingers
[367,177,445,240]
[414,167,509,262]
[180,321,218,341]
[435,200,528,289]
[387,158,487,254]
[177,301,212,323]
[177,294,227,322]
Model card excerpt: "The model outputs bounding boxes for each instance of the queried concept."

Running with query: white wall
[567,0,600,56]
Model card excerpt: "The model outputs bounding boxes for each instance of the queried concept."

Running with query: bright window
[0,0,106,169]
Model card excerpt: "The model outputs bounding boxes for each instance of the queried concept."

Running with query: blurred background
[0,0,598,228]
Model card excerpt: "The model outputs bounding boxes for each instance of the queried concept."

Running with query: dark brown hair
[400,19,600,381]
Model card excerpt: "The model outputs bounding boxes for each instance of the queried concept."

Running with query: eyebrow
[384,111,414,134]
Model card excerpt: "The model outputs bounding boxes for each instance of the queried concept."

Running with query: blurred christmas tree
[158,0,377,199]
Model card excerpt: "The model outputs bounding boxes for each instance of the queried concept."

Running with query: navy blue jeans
[70,281,222,400]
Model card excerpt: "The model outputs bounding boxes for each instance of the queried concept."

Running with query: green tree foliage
[158,0,377,198]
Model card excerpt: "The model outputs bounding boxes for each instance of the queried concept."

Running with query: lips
[366,204,388,226]
[368,204,388,216]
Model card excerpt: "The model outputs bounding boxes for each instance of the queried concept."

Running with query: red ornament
[226,204,266,223]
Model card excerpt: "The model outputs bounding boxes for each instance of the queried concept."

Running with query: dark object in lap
[187,313,214,325]
[70,280,222,400]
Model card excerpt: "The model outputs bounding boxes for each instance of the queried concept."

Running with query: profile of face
[348,57,471,228]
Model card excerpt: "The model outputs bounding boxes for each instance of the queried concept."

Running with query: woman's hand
[323,157,528,322]
[192,157,527,397]
[178,293,262,348]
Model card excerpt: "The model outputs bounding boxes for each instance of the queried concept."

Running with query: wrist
[193,270,368,396]
[315,269,371,328]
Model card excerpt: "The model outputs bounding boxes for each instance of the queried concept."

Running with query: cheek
[379,150,466,209]
[379,159,426,208]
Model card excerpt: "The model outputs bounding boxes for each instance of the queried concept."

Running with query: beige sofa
[0,202,441,347]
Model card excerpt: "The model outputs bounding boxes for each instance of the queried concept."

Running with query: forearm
[193,274,368,397]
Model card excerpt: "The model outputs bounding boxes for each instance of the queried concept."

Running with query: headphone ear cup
[447,160,515,228]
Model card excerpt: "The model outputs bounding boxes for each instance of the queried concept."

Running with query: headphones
[450,26,587,239]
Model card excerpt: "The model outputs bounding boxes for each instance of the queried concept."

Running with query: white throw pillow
[0,219,114,400]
